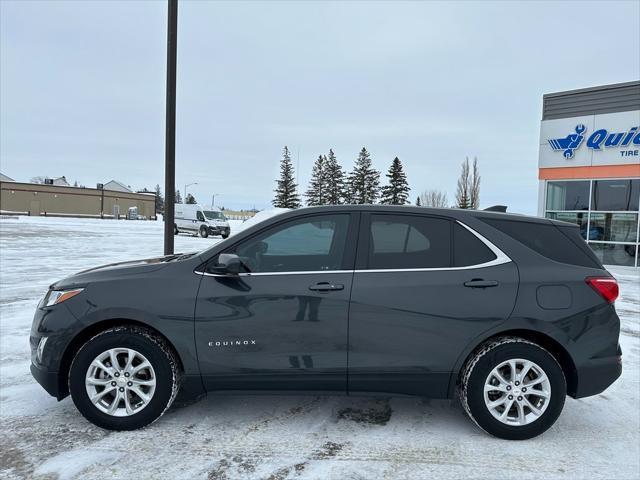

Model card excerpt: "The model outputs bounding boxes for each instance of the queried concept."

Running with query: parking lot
[1,216,638,480]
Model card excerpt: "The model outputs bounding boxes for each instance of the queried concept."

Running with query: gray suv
[30,206,622,439]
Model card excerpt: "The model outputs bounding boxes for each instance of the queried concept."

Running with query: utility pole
[164,0,178,255]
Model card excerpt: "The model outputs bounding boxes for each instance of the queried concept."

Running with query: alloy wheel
[483,358,551,426]
[85,348,157,417]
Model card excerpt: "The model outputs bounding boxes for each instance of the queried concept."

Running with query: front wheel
[69,326,181,430]
[199,226,209,238]
[459,337,566,440]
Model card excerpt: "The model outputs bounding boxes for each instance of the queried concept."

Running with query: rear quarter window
[453,223,496,267]
[479,218,602,269]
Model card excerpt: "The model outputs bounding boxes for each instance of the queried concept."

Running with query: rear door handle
[464,279,499,288]
[309,282,344,292]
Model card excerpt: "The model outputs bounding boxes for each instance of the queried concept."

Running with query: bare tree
[455,158,471,209]
[419,189,449,208]
[470,157,480,209]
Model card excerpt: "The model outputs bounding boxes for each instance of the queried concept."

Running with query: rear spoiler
[484,205,507,212]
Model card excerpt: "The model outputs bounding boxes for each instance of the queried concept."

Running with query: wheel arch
[57,318,185,399]
[449,328,578,399]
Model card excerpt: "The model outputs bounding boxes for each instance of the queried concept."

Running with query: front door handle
[308,282,344,292]
[464,279,499,288]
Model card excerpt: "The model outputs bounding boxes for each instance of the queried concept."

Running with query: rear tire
[459,336,566,440]
[69,326,181,431]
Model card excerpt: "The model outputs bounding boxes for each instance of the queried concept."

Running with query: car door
[195,212,358,393]
[348,212,519,397]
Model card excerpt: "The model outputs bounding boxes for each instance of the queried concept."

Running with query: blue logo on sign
[549,124,640,159]
[548,124,586,159]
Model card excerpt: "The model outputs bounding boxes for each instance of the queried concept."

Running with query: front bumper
[208,226,230,237]
[30,362,63,399]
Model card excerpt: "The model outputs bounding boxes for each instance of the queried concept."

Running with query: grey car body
[30,205,622,436]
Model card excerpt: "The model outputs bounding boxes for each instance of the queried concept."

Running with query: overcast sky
[1,1,639,213]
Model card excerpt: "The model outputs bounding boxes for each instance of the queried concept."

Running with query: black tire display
[459,336,566,440]
[69,326,181,431]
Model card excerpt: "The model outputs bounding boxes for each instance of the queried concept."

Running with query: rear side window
[479,218,601,268]
[453,223,496,267]
[368,214,451,269]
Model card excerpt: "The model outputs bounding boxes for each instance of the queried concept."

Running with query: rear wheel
[69,326,181,430]
[199,226,209,238]
[459,337,566,440]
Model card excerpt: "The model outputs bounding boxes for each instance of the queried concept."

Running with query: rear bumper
[30,362,63,400]
[573,345,622,398]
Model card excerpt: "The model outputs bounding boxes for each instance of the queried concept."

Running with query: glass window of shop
[545,179,640,267]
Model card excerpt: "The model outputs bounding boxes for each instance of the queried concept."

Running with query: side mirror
[209,253,243,275]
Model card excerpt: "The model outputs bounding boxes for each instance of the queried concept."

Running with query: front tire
[199,226,209,238]
[459,336,566,440]
[69,326,181,430]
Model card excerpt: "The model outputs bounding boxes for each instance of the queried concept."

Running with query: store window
[589,213,638,243]
[545,212,589,239]
[591,179,640,211]
[546,181,590,211]
[590,243,636,267]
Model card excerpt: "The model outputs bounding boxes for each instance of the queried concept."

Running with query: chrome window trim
[194,219,511,277]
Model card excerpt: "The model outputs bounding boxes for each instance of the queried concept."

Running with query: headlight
[43,288,84,307]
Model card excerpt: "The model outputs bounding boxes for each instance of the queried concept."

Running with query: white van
[174,204,230,238]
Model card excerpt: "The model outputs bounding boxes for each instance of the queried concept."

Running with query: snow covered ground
[1,215,639,480]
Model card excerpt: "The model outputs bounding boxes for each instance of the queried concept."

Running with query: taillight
[585,276,619,304]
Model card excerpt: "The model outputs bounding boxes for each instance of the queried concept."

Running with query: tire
[221,233,229,239]
[199,226,208,238]
[174,224,179,235]
[459,336,566,440]
[69,326,181,431]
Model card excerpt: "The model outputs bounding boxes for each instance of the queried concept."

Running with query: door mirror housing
[209,253,243,275]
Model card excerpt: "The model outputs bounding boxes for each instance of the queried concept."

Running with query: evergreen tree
[273,146,301,208]
[324,149,346,205]
[348,147,380,204]
[305,155,327,206]
[455,158,471,209]
[380,157,410,205]
[155,184,165,214]
[175,189,183,204]
[185,193,197,204]
[416,196,421,206]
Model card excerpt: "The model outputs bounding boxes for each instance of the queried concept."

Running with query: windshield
[204,210,226,221]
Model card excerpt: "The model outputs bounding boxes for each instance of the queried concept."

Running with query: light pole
[211,193,219,207]
[184,182,198,201]
[163,0,178,255]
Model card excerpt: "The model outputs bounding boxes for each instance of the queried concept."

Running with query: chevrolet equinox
[30,206,622,440]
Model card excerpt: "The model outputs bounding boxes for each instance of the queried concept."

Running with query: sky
[1,1,639,213]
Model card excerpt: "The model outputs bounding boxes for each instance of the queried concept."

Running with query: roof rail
[484,205,507,212]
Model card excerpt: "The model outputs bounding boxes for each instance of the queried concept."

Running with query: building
[0,180,156,219]
[537,81,640,267]
[103,180,133,193]
[0,173,14,182]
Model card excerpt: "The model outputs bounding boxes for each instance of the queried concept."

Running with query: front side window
[367,214,451,269]
[231,214,349,273]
